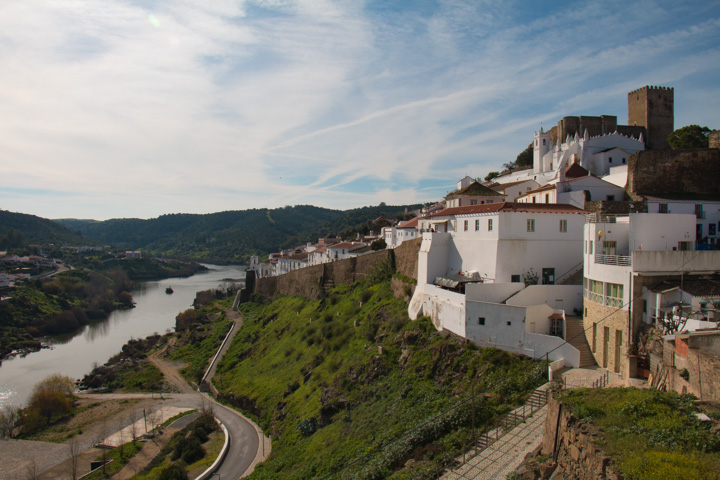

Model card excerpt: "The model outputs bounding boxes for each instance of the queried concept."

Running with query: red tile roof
[397,217,418,228]
[425,202,585,218]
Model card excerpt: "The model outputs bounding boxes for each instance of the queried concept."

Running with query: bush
[158,463,188,480]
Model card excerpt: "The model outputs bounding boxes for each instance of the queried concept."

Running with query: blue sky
[1,0,719,220]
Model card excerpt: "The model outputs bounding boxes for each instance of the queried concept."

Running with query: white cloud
[0,0,719,219]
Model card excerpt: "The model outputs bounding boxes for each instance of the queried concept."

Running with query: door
[542,268,555,285]
[615,330,623,373]
[603,327,609,368]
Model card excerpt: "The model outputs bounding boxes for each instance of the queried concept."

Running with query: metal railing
[585,213,628,224]
[594,253,632,266]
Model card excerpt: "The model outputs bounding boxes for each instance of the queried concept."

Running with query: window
[453,221,457,231]
[678,241,691,251]
[470,200,477,205]
[464,220,468,231]
[587,279,603,304]
[659,203,669,213]
[506,321,512,326]
[622,158,627,164]
[475,219,480,231]
[511,274,521,282]
[605,283,623,308]
[710,224,717,236]
[606,195,615,201]
[695,204,704,218]
[560,219,567,232]
[609,157,613,163]
[527,219,535,232]
[589,241,593,255]
[532,197,536,203]
[545,193,550,203]
[488,219,493,231]
[478,317,485,325]
[542,139,546,145]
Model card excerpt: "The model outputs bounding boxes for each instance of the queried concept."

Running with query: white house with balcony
[408,202,590,367]
[582,212,720,377]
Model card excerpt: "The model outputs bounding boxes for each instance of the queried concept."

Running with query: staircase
[565,316,596,367]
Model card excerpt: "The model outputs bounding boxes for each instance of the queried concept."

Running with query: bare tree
[659,304,690,334]
[129,409,139,444]
[0,404,21,438]
[68,437,81,480]
[117,418,126,458]
[24,456,39,480]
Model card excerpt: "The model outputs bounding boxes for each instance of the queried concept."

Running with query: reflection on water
[0,264,245,409]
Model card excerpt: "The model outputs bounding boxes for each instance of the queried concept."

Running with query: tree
[667,125,712,149]
[484,171,500,182]
[28,374,75,424]
[370,238,387,251]
[515,144,534,167]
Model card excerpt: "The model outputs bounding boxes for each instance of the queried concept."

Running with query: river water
[0,264,246,409]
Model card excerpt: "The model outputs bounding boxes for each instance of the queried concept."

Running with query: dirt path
[148,340,195,394]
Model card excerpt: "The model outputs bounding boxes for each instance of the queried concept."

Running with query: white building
[490,179,540,202]
[382,217,419,249]
[408,202,589,367]
[644,198,720,248]
[444,181,506,208]
[517,164,626,208]
[582,212,720,376]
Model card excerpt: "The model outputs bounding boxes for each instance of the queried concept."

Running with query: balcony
[594,253,632,266]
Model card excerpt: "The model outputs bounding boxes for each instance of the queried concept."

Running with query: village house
[582,212,720,378]
[489,179,539,201]
[382,217,419,249]
[444,180,505,208]
[408,202,590,367]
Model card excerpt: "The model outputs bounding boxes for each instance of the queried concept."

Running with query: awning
[429,219,448,225]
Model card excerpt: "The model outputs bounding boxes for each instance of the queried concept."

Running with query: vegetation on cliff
[558,387,720,480]
[210,272,546,479]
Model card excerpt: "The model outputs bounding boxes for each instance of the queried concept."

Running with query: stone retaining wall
[541,395,620,479]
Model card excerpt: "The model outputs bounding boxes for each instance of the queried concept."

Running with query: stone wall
[652,333,720,402]
[710,131,720,149]
[393,237,421,280]
[583,300,628,374]
[250,239,421,301]
[541,395,621,479]
[626,149,720,199]
[584,201,647,214]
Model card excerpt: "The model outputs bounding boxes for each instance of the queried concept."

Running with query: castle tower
[533,127,551,173]
[628,86,674,150]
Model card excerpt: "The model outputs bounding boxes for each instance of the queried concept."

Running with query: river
[0,264,246,409]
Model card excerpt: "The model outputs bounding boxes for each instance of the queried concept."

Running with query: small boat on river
[165,287,174,294]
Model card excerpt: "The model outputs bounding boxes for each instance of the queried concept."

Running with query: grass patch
[83,441,143,480]
[558,388,720,480]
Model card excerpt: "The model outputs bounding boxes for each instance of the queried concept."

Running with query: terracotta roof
[650,276,720,298]
[564,163,590,178]
[328,242,364,250]
[446,181,505,198]
[490,179,536,191]
[425,202,585,218]
[397,217,418,229]
[520,184,556,195]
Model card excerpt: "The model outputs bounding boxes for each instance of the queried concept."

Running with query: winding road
[147,309,268,478]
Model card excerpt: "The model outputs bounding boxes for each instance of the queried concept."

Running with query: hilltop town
[249,84,720,402]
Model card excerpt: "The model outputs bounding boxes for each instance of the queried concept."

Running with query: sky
[1,0,719,220]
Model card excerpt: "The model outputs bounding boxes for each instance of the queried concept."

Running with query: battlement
[628,85,674,95]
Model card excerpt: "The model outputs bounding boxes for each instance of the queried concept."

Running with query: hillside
[55,204,420,264]
[209,273,546,479]
[0,210,90,247]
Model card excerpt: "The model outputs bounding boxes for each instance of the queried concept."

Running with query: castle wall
[626,149,720,198]
[252,238,421,301]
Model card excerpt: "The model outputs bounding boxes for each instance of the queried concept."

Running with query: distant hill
[0,210,91,247]
[55,204,421,264]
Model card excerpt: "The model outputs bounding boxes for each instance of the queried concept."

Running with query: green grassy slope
[213,275,546,479]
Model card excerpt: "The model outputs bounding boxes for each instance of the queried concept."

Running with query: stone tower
[628,86,674,150]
